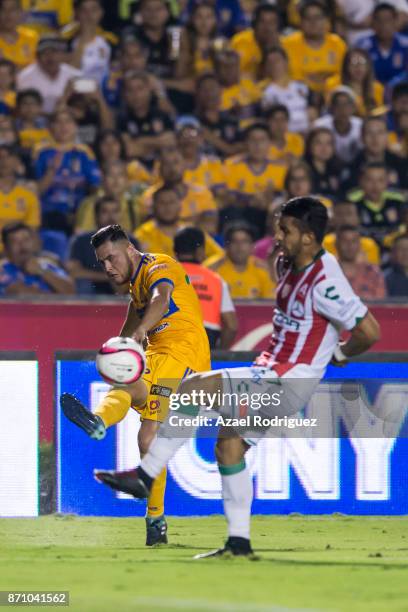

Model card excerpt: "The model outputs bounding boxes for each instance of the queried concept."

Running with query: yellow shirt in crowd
[183,156,226,191]
[282,31,347,92]
[206,254,275,299]
[230,29,276,79]
[21,0,73,34]
[135,219,224,261]
[269,133,305,163]
[140,181,218,221]
[323,233,380,265]
[225,156,287,193]
[0,184,40,230]
[324,74,384,116]
[0,26,38,68]
[220,78,261,114]
[129,252,210,371]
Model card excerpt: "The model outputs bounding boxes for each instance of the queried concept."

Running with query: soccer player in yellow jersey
[0,144,40,232]
[0,0,38,68]
[61,223,211,546]
[282,0,346,93]
[206,221,275,299]
[230,3,280,79]
[135,186,224,261]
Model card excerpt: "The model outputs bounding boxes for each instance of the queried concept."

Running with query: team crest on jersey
[291,300,305,319]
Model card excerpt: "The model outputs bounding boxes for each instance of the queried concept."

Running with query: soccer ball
[96,337,146,386]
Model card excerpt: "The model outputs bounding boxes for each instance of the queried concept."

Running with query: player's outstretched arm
[120,300,141,338]
[332,311,381,366]
[133,282,173,344]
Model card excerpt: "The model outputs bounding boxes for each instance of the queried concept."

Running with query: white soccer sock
[220,460,253,541]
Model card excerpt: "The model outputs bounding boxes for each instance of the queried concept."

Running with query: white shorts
[220,363,321,446]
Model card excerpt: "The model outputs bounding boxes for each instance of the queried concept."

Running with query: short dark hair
[360,161,388,176]
[243,122,270,140]
[264,104,289,120]
[299,0,328,18]
[1,221,31,248]
[174,226,205,256]
[90,224,129,249]
[94,196,118,218]
[391,81,408,101]
[16,88,43,106]
[281,196,329,243]
[224,221,257,243]
[373,2,397,18]
[253,2,280,26]
[362,115,387,134]
[336,224,360,236]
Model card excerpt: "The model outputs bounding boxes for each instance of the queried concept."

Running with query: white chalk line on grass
[134,597,324,612]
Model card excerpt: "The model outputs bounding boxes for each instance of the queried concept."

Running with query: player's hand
[132,327,147,344]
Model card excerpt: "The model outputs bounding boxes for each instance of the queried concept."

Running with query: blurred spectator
[16,36,81,115]
[343,116,408,192]
[140,147,217,222]
[314,88,362,162]
[176,2,220,80]
[76,160,143,233]
[0,144,40,231]
[214,49,261,121]
[62,0,117,85]
[282,0,346,93]
[67,195,139,294]
[231,2,280,79]
[336,224,386,298]
[102,37,147,108]
[135,184,223,259]
[0,59,15,114]
[0,0,38,69]
[63,85,114,147]
[384,234,408,296]
[356,3,408,85]
[184,0,246,39]
[348,161,406,247]
[324,48,384,116]
[337,0,408,45]
[117,70,174,167]
[176,116,225,196]
[21,0,73,35]
[272,160,313,210]
[260,47,313,134]
[206,221,275,299]
[35,109,101,235]
[195,73,241,157]
[0,222,74,295]
[323,201,381,264]
[95,129,127,166]
[174,225,237,348]
[123,0,173,79]
[388,81,408,153]
[304,126,343,199]
[0,116,24,176]
[224,123,286,234]
[265,104,305,165]
[15,90,51,159]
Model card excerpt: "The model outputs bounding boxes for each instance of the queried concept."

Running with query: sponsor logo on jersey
[273,308,300,331]
[148,321,169,335]
[150,384,172,398]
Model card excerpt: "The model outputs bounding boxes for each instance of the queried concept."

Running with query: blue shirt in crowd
[356,33,408,84]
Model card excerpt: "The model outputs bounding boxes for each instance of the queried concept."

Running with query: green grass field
[0,515,407,612]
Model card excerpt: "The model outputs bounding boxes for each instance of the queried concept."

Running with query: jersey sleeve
[313,276,368,331]
[144,258,177,293]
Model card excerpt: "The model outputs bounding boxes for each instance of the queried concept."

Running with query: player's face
[96,240,134,285]
[275,216,304,260]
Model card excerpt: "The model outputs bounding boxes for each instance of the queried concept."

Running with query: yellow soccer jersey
[282,31,346,93]
[18,127,52,152]
[0,26,39,68]
[220,78,261,114]
[129,253,211,371]
[0,184,40,230]
[0,90,16,110]
[135,219,224,260]
[127,159,153,185]
[140,181,218,221]
[206,254,275,299]
[225,156,287,193]
[269,133,305,163]
[183,155,226,191]
[230,29,261,79]
[21,0,73,34]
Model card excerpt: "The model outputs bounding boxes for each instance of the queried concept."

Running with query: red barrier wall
[1,299,407,441]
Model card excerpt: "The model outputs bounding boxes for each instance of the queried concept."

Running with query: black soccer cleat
[145,516,168,546]
[194,537,258,560]
[94,467,151,498]
[60,392,106,440]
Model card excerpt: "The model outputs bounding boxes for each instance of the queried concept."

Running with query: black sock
[138,466,154,490]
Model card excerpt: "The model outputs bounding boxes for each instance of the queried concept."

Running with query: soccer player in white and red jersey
[95,196,380,558]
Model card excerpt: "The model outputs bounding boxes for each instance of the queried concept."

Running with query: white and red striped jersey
[260,250,368,377]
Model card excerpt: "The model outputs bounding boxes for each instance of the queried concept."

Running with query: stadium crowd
[0,0,407,301]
